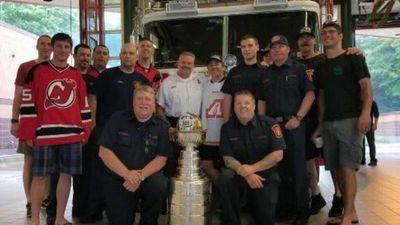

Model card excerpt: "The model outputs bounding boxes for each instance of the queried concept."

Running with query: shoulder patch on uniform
[272,124,283,138]
[305,69,314,81]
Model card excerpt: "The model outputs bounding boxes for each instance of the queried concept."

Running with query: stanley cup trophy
[169,113,211,225]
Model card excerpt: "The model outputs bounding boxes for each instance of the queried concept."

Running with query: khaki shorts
[16,141,33,156]
[323,118,364,170]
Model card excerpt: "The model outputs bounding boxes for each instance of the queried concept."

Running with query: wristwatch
[294,114,303,121]
[11,118,18,124]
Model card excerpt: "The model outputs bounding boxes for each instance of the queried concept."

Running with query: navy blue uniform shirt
[221,63,265,96]
[95,67,150,128]
[99,110,173,180]
[220,115,286,178]
[257,58,315,117]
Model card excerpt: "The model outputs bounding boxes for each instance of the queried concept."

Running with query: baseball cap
[269,35,289,48]
[258,47,270,56]
[207,54,223,65]
[297,26,315,39]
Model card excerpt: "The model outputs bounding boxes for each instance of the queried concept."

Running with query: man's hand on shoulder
[346,47,363,56]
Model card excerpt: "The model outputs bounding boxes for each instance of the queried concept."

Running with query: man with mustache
[157,51,203,177]
[70,43,99,222]
[296,27,328,215]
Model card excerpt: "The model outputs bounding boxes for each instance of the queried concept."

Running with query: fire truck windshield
[144,10,319,68]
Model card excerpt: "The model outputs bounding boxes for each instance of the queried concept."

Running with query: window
[145,17,223,68]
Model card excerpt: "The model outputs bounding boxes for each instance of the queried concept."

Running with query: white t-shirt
[201,78,225,145]
[157,72,203,117]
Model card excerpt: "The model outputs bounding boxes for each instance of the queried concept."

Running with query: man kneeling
[219,90,285,225]
[99,84,172,225]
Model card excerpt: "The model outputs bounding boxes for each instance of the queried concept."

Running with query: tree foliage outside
[356,35,400,113]
[0,2,80,46]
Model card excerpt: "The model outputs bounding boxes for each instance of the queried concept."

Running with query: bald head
[119,43,137,69]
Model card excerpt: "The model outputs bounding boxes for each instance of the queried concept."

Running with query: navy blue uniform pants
[219,169,279,225]
[104,172,168,225]
[277,122,309,214]
[362,129,377,162]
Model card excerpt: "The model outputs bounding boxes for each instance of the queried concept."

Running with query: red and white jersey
[19,61,91,146]
[201,78,225,145]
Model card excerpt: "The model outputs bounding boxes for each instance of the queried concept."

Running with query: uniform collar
[233,115,257,127]
[210,76,226,83]
[175,72,196,82]
[126,110,158,124]
[241,62,263,69]
[272,58,293,68]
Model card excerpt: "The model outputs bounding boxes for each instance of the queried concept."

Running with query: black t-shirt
[298,54,326,123]
[99,111,173,181]
[219,115,286,178]
[257,58,315,117]
[82,74,97,95]
[221,63,265,97]
[95,67,150,128]
[316,52,370,121]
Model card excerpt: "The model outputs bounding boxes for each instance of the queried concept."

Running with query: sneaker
[328,195,343,217]
[41,197,50,209]
[26,202,32,217]
[309,193,326,215]
[360,159,366,165]
[368,160,377,166]
[46,216,55,225]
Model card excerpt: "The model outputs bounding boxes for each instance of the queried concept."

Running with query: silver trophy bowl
[169,113,211,225]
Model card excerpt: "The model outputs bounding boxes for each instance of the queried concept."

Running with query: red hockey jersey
[19,61,92,146]
[134,62,162,89]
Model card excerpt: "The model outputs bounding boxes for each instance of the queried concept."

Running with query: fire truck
[134,0,321,75]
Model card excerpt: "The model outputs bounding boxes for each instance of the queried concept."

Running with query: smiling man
[99,84,172,225]
[219,90,285,225]
[19,33,91,225]
[257,34,315,225]
[157,51,203,177]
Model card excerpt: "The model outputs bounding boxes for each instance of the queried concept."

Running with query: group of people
[10,21,375,225]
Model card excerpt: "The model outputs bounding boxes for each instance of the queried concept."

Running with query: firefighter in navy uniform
[257,35,315,225]
[98,85,172,225]
[219,90,285,225]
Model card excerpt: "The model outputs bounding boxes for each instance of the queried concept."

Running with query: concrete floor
[0,144,400,225]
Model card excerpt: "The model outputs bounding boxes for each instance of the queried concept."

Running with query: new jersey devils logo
[44,79,77,110]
